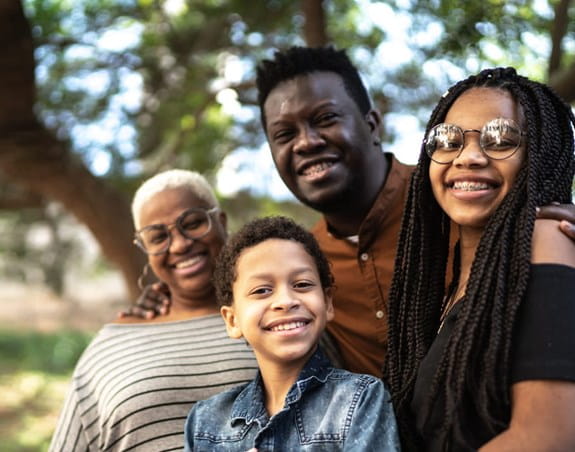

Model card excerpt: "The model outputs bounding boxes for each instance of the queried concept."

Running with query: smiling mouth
[449,181,496,191]
[299,161,335,176]
[267,320,309,332]
[174,255,204,269]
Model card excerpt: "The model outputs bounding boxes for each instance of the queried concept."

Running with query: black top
[411,264,575,451]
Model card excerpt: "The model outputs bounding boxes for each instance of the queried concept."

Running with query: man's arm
[536,203,575,240]
[117,281,171,320]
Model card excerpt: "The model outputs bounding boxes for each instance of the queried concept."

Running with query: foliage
[20,0,575,182]
[0,329,93,451]
[6,0,574,297]
[0,329,92,374]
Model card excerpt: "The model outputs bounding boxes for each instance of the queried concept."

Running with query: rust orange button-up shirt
[311,154,414,377]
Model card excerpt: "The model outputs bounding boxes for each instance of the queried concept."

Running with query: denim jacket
[184,348,400,451]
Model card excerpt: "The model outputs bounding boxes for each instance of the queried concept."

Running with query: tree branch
[548,0,572,76]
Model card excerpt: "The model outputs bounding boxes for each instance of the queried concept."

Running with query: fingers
[117,306,156,320]
[559,220,575,241]
[117,282,172,320]
[536,204,575,223]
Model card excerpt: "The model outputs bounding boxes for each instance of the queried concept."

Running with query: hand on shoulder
[531,219,575,268]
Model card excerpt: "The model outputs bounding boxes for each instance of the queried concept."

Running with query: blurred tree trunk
[302,0,328,46]
[548,0,575,103]
[0,0,145,300]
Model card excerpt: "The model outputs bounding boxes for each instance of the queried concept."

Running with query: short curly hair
[214,216,334,307]
[255,46,372,130]
[131,169,218,229]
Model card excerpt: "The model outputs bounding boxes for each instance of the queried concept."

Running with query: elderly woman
[49,169,258,451]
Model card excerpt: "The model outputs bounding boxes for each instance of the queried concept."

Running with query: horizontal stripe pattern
[49,315,258,452]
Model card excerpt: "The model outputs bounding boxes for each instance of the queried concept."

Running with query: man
[255,46,412,376]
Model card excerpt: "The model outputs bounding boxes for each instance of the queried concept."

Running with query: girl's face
[429,88,526,231]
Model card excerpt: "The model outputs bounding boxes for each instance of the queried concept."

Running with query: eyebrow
[244,266,316,281]
[267,100,339,128]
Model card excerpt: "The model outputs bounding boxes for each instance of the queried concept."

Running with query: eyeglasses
[134,207,219,255]
[424,117,525,164]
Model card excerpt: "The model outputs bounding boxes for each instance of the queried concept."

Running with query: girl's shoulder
[532,219,575,268]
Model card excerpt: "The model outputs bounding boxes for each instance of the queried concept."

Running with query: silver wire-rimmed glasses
[134,207,219,255]
[424,117,525,164]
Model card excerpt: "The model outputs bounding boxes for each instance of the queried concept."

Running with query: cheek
[147,256,164,278]
[499,155,525,189]
[270,146,291,177]
[429,164,445,199]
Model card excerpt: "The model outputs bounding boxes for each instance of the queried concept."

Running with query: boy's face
[221,238,333,369]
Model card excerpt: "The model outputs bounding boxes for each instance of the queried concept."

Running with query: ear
[220,305,243,339]
[324,289,335,322]
[365,109,383,145]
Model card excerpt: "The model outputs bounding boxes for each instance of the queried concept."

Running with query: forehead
[138,187,207,227]
[445,88,522,128]
[263,72,359,126]
[235,239,315,276]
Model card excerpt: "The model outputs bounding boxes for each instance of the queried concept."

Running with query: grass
[0,329,93,452]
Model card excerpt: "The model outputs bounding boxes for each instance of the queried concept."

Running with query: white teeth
[452,181,491,191]
[175,256,202,268]
[269,321,307,332]
[302,162,333,176]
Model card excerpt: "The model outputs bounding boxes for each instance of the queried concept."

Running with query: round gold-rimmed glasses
[424,117,525,164]
[134,207,219,255]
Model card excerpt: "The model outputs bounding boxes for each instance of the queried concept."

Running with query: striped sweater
[49,315,258,452]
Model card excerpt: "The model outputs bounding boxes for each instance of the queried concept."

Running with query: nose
[271,289,301,311]
[292,125,325,154]
[168,226,193,253]
[453,133,488,168]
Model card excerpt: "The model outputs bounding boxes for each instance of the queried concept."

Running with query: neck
[323,154,389,237]
[259,357,307,417]
[169,292,220,319]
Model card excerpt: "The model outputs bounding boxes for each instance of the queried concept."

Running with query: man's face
[263,72,381,213]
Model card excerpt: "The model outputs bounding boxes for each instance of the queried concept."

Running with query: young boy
[184,216,399,451]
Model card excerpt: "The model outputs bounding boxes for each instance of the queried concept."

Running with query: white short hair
[131,169,219,229]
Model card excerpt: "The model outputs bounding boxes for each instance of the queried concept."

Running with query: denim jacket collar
[230,347,332,426]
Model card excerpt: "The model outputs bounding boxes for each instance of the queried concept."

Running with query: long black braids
[386,67,575,450]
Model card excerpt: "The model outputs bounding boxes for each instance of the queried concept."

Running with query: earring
[373,139,381,146]
[137,263,154,291]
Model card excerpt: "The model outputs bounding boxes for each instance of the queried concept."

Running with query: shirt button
[376,310,384,319]
[360,253,369,261]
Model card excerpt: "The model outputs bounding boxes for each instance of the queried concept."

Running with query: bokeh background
[1,0,574,450]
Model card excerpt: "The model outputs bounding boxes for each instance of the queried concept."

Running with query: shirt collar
[229,347,332,424]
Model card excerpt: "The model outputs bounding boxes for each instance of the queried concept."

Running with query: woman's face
[429,88,526,231]
[138,187,227,302]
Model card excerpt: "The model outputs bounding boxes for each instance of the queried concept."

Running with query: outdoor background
[1,0,574,450]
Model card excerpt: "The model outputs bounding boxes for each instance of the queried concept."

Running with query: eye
[150,232,168,244]
[482,136,518,150]
[314,112,338,126]
[428,124,462,153]
[181,218,205,231]
[249,286,272,297]
[293,280,316,290]
[272,128,295,144]
[435,136,461,151]
[481,129,521,151]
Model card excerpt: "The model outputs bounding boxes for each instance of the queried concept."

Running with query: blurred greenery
[2,0,574,296]
[0,329,93,452]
